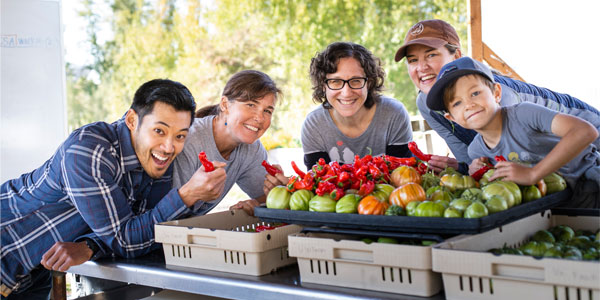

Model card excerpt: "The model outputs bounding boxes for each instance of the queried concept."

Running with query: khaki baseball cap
[394,19,461,62]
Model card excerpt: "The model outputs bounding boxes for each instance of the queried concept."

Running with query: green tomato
[425,186,442,198]
[335,194,360,214]
[266,186,291,209]
[449,198,472,212]
[461,188,483,202]
[543,172,567,194]
[522,185,542,203]
[495,181,522,206]
[440,173,478,193]
[478,169,495,186]
[289,189,314,211]
[562,247,583,260]
[531,230,556,243]
[482,182,515,208]
[377,237,399,244]
[464,201,489,218]
[415,201,445,217]
[435,199,450,209]
[549,225,575,243]
[582,248,599,260]
[385,205,406,216]
[405,200,421,216]
[485,195,508,214]
[308,195,336,212]
[375,184,395,199]
[520,241,552,257]
[429,189,452,202]
[543,246,563,258]
[371,190,388,202]
[443,207,463,218]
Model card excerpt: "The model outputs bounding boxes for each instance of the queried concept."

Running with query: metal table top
[68,250,444,300]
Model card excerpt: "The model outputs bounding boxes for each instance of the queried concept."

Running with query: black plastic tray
[254,188,572,234]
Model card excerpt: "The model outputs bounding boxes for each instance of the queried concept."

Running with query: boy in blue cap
[427,57,599,207]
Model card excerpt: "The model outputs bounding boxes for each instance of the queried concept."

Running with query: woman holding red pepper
[172,70,282,216]
[301,42,414,169]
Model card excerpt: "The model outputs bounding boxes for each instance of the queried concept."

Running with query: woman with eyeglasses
[300,41,413,170]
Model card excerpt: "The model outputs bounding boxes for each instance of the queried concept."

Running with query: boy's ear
[444,112,455,122]
[125,109,139,131]
[493,83,502,104]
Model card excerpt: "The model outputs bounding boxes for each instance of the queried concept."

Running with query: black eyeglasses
[324,77,367,90]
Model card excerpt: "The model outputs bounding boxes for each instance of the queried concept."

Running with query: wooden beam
[468,0,483,61]
[482,42,526,82]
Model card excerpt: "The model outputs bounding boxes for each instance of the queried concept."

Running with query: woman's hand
[427,155,459,173]
[262,164,289,196]
[230,199,261,216]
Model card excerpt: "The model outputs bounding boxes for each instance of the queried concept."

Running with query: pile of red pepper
[283,154,416,201]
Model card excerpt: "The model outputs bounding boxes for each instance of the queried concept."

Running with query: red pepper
[255,225,275,232]
[329,187,345,201]
[471,165,491,181]
[353,155,362,169]
[198,151,215,172]
[360,154,373,165]
[350,179,361,190]
[416,161,429,175]
[338,171,350,183]
[384,155,417,167]
[495,155,507,162]
[286,176,298,192]
[291,161,306,178]
[408,142,432,162]
[261,160,282,176]
[294,173,315,191]
[358,180,375,196]
[315,180,336,196]
[368,164,383,180]
[312,158,329,177]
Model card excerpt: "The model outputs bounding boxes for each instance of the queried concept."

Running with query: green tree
[66,0,467,142]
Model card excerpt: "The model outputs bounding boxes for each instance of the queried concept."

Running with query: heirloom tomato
[309,195,336,212]
[335,194,360,214]
[414,201,445,217]
[543,173,567,194]
[464,201,488,218]
[440,173,477,192]
[266,186,291,209]
[289,189,314,211]
[482,182,515,208]
[358,195,389,215]
[390,166,421,187]
[389,183,426,208]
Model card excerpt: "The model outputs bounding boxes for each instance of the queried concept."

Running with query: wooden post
[51,271,67,300]
[468,0,483,61]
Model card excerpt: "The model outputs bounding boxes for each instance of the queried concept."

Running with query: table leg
[51,271,66,300]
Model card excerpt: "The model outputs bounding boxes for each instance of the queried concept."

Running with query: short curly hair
[309,42,385,109]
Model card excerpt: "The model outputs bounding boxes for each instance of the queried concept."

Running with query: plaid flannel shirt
[1,118,191,294]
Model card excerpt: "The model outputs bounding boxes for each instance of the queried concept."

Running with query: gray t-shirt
[172,115,268,214]
[468,102,600,188]
[301,96,413,164]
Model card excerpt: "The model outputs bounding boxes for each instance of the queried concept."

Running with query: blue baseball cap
[426,57,494,111]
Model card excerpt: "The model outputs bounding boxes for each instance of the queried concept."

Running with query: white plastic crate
[155,209,302,276]
[287,232,443,297]
[433,210,600,300]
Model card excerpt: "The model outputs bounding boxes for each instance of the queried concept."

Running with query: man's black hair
[131,79,196,125]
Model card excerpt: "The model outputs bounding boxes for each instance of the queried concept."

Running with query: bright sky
[61,1,600,110]
[482,0,600,110]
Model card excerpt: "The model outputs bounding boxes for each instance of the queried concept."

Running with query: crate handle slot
[491,263,544,281]
[333,248,373,263]
[187,235,217,247]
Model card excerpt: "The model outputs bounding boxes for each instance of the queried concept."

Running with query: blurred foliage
[66,0,467,140]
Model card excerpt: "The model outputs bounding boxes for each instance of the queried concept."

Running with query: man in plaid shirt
[1,79,227,299]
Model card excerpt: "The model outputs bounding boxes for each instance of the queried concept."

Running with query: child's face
[444,75,502,131]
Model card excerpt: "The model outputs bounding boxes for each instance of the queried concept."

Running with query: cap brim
[394,38,448,62]
[426,69,490,111]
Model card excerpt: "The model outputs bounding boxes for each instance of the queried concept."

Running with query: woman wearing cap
[300,41,413,169]
[394,19,600,174]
